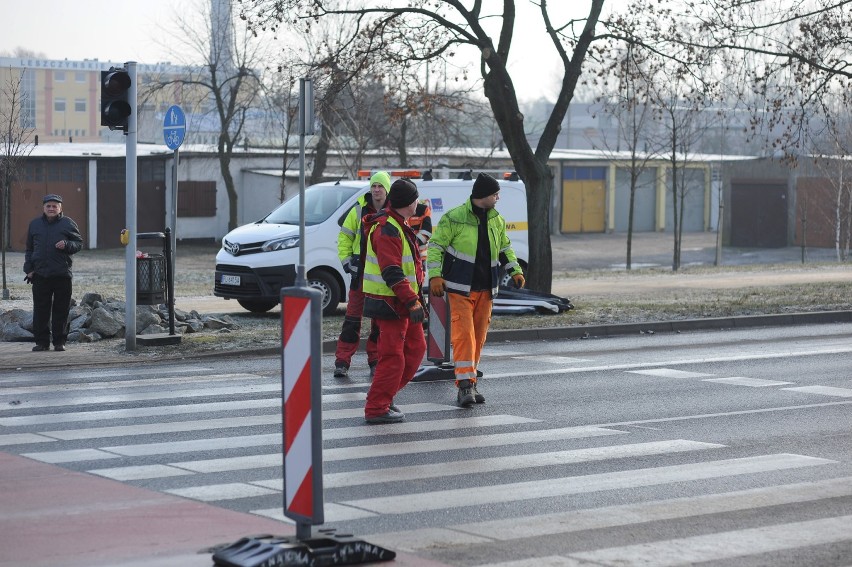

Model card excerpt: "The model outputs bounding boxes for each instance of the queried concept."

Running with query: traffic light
[100,67,132,132]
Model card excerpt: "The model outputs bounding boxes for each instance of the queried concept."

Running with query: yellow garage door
[561,180,605,233]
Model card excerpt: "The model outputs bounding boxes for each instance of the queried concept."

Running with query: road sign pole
[163,104,186,337]
[170,148,179,335]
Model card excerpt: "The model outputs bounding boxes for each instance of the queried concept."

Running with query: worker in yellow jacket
[333,171,390,378]
[427,173,524,407]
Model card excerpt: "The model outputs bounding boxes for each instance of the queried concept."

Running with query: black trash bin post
[136,232,174,333]
[164,227,175,335]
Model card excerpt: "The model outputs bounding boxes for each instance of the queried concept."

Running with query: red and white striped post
[427,292,452,365]
[281,286,324,539]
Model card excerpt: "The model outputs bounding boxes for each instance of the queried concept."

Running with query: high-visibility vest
[362,215,420,297]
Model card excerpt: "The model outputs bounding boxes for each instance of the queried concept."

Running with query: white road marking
[703,377,794,387]
[368,476,852,551]
[166,483,279,501]
[784,385,852,398]
[627,368,714,379]
[339,454,833,516]
[568,515,852,566]
[255,440,724,490]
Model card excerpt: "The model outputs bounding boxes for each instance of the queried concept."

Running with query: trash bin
[137,253,166,305]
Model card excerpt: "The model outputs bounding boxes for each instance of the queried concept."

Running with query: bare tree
[240,0,608,292]
[0,68,35,299]
[610,0,852,160]
[146,0,265,231]
[594,45,663,269]
[263,66,302,202]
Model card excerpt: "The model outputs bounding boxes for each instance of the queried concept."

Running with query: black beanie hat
[389,178,419,209]
[471,173,500,199]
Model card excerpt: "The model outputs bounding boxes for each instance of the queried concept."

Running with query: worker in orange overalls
[427,173,525,407]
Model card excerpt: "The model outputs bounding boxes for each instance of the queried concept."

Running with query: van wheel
[237,299,278,313]
[308,270,341,316]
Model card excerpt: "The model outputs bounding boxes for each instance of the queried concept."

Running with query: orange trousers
[448,291,492,384]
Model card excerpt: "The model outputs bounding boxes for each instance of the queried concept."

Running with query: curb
[3,310,850,372]
[316,310,852,358]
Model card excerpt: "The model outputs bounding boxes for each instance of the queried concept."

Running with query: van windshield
[262,184,362,226]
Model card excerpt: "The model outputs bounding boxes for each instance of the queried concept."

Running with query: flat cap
[43,194,63,203]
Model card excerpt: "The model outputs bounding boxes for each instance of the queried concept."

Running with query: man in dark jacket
[24,194,83,352]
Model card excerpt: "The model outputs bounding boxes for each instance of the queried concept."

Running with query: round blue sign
[163,105,186,150]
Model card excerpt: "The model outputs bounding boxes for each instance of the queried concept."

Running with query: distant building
[0,56,190,144]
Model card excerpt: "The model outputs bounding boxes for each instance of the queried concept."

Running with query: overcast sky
[1,0,593,102]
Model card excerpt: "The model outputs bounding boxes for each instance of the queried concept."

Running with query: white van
[214,171,529,315]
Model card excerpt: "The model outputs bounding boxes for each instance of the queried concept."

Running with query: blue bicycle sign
[163,105,186,150]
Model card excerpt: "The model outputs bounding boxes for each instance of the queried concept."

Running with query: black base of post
[412,362,455,382]
[212,530,395,567]
[135,333,182,346]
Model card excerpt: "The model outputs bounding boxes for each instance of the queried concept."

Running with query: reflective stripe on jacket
[426,198,522,297]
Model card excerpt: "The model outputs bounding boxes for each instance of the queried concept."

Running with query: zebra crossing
[2,360,852,566]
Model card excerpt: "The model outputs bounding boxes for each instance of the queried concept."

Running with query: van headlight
[262,236,300,252]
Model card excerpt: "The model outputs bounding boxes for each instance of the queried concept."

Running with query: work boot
[32,344,49,352]
[389,400,401,413]
[365,410,405,424]
[333,363,349,378]
[456,379,475,408]
[472,381,485,404]
[53,344,66,352]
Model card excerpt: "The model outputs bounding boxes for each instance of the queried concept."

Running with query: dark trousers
[334,286,379,367]
[31,275,73,347]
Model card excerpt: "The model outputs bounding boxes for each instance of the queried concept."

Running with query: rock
[78,330,103,343]
[89,306,124,338]
[81,292,103,307]
[140,324,167,335]
[2,323,33,341]
[0,309,28,325]
[184,320,205,333]
[135,309,161,330]
[202,315,233,330]
[69,313,90,333]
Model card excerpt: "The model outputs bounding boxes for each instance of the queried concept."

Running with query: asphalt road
[2,323,851,566]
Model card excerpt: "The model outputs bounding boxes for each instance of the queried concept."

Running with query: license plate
[221,275,241,286]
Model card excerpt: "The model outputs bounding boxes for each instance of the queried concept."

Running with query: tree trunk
[309,106,333,185]
[217,148,238,231]
[482,51,554,293]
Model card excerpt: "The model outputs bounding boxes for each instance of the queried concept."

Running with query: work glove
[429,277,446,297]
[408,300,426,323]
[343,258,359,278]
[511,274,526,289]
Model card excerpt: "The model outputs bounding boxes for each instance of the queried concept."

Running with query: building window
[562,166,606,181]
[75,99,86,112]
[20,70,35,129]
[178,181,217,217]
[55,71,66,82]
[54,98,66,112]
[75,71,86,83]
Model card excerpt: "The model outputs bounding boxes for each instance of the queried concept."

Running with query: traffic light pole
[125,61,138,351]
